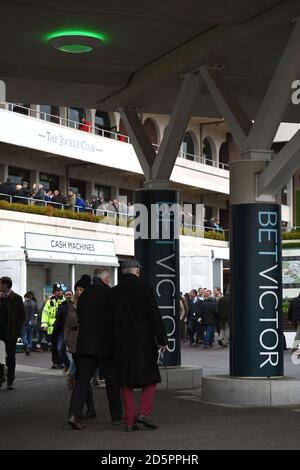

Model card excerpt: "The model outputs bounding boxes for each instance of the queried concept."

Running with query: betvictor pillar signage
[134,189,181,367]
[230,204,283,377]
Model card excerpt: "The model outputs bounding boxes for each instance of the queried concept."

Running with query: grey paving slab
[0,343,299,450]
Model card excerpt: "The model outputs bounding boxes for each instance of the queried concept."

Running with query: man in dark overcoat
[68,267,123,430]
[0,276,25,389]
[110,259,167,432]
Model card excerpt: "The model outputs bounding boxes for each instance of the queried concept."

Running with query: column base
[202,375,300,407]
[158,365,202,390]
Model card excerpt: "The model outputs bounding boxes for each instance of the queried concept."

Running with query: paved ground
[1,343,300,450]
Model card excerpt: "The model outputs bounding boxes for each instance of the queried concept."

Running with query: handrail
[5,102,130,143]
[0,192,229,235]
[0,192,135,216]
[2,102,230,171]
[282,226,300,233]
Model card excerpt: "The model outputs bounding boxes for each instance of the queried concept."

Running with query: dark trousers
[49,334,60,365]
[3,339,17,383]
[187,317,200,343]
[69,355,122,421]
[100,358,123,421]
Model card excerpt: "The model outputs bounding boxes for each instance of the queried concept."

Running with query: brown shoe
[67,415,85,430]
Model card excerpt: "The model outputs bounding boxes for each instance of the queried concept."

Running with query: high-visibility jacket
[41,296,63,335]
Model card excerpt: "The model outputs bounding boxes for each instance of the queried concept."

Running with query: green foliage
[282,242,300,249]
[0,200,102,223]
[282,297,290,316]
[282,231,300,240]
[180,226,225,240]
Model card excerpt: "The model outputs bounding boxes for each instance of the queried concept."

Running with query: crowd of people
[180,286,231,349]
[0,177,134,217]
[0,178,225,229]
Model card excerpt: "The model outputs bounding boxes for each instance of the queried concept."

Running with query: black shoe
[25,349,30,356]
[136,415,157,429]
[7,382,14,390]
[51,364,59,369]
[68,415,85,430]
[112,419,124,425]
[125,423,139,432]
[83,409,96,420]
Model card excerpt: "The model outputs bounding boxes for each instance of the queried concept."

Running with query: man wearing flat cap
[109,258,167,432]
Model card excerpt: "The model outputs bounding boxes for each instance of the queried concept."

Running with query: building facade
[0,102,296,304]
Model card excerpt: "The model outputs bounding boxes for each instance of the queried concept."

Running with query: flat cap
[121,259,142,269]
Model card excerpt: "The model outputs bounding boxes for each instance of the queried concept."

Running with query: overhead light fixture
[46,30,105,53]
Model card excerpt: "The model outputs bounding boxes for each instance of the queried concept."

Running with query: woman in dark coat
[110,259,167,432]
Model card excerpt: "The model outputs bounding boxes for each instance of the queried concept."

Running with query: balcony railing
[2,103,230,171]
[0,192,229,241]
[5,103,130,143]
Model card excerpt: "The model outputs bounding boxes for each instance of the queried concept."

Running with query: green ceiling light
[46,30,105,53]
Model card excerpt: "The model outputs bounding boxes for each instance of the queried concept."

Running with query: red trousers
[121,384,156,426]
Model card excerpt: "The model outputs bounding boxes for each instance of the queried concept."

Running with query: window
[219,142,229,166]
[95,184,111,201]
[13,103,30,115]
[205,206,213,221]
[40,105,59,124]
[69,179,86,200]
[95,111,111,137]
[8,166,30,185]
[182,132,194,161]
[281,185,288,206]
[68,108,85,128]
[39,173,59,192]
[203,138,213,165]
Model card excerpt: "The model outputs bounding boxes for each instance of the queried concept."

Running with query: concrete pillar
[113,267,118,287]
[59,106,68,126]
[110,187,118,200]
[286,178,293,229]
[60,175,67,195]
[85,182,94,199]
[70,264,76,292]
[230,157,283,377]
[30,104,40,119]
[30,170,39,188]
[135,188,181,367]
[213,259,223,291]
[198,18,300,383]
[0,163,7,182]
[121,73,202,367]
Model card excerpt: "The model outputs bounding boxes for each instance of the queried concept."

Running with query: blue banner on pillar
[230,203,283,377]
[134,189,181,367]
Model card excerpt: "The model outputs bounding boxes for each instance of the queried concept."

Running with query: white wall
[0,108,229,195]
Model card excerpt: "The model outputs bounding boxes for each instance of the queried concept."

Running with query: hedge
[0,200,228,241]
[0,200,102,223]
[282,231,300,240]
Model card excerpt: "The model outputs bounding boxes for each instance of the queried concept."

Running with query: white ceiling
[1,0,300,121]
